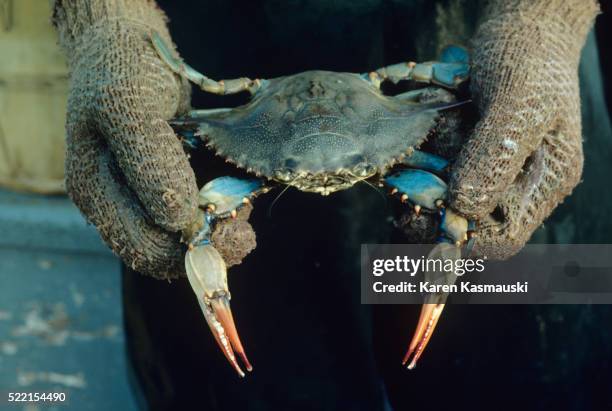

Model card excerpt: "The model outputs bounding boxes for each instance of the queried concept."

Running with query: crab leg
[183,176,268,376]
[401,149,449,175]
[197,177,266,217]
[392,87,456,105]
[366,45,469,89]
[385,169,447,212]
[385,167,473,368]
[151,31,262,95]
[385,166,471,243]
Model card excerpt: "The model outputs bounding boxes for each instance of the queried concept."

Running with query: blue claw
[385,169,447,210]
[402,150,449,175]
[386,168,474,247]
[431,46,470,88]
[198,176,265,217]
[431,62,469,88]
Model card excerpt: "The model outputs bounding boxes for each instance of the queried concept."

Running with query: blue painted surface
[0,191,114,255]
[0,190,140,411]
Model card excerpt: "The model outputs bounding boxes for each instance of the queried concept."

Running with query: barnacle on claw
[154,30,475,374]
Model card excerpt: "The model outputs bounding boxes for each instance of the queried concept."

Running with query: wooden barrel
[0,0,68,193]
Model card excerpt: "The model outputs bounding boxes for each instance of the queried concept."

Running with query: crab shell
[179,71,458,195]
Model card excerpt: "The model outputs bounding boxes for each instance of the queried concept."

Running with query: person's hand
[449,0,599,258]
[53,0,198,278]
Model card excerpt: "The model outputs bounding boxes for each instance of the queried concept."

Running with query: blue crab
[152,32,475,376]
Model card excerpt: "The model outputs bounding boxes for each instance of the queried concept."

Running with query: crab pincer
[185,243,253,377]
[182,176,264,376]
[402,242,460,369]
[385,162,472,369]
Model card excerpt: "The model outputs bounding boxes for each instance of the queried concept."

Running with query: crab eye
[283,158,299,169]
[274,169,295,182]
[352,163,376,178]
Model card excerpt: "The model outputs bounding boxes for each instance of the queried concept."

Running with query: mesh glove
[53,0,198,278]
[449,0,599,259]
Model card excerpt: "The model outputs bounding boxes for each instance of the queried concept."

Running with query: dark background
[124,1,612,410]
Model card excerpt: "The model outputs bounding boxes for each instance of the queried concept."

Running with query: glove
[53,0,198,278]
[449,0,599,259]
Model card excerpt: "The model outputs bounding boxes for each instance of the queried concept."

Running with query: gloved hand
[53,0,198,278]
[449,0,599,259]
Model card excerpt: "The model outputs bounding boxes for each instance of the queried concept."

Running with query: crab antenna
[267,185,291,218]
[357,178,388,205]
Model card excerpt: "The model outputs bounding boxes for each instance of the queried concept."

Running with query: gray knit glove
[449,0,599,258]
[53,0,198,278]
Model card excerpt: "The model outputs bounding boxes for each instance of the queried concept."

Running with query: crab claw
[403,242,460,369]
[402,302,446,370]
[185,244,252,377]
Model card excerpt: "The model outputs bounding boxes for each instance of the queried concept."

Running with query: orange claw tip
[203,295,253,377]
[402,303,446,370]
